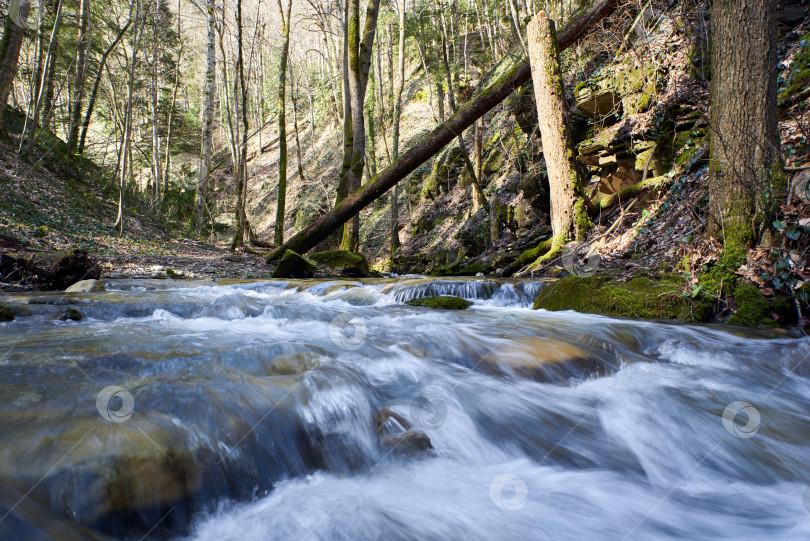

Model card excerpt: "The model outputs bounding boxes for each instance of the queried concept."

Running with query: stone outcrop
[0,249,101,290]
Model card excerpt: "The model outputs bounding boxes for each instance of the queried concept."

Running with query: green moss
[697,266,737,297]
[574,198,591,240]
[309,250,370,277]
[405,296,472,310]
[271,250,317,279]
[727,284,776,328]
[532,274,714,322]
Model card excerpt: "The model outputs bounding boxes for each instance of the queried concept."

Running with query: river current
[0,277,809,540]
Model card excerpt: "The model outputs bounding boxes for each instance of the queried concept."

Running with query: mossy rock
[271,250,316,279]
[57,307,83,321]
[309,250,370,278]
[0,303,14,322]
[697,266,738,297]
[405,296,472,310]
[532,274,713,322]
[727,284,777,328]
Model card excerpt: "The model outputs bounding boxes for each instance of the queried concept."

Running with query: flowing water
[0,277,809,540]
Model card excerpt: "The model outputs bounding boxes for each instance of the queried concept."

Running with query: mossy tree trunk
[709,0,781,265]
[527,11,585,252]
[267,0,618,261]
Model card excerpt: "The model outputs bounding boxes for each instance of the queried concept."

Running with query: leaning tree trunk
[268,0,617,261]
[709,0,781,265]
[273,0,293,246]
[527,11,585,250]
[0,0,31,139]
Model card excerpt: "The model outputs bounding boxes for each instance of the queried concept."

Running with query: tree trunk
[231,0,251,249]
[527,11,584,248]
[68,0,90,153]
[390,0,406,257]
[114,0,141,233]
[0,0,31,139]
[273,0,293,245]
[268,0,618,261]
[21,0,64,153]
[78,20,131,154]
[709,0,781,264]
[195,0,216,230]
[340,0,382,251]
[163,12,183,195]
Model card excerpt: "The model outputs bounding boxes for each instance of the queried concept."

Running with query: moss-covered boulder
[405,296,472,310]
[271,250,316,279]
[309,250,370,278]
[532,274,713,322]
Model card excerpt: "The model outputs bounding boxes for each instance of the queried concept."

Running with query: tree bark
[231,0,251,249]
[268,0,617,261]
[273,0,293,245]
[68,0,90,153]
[0,0,31,139]
[21,0,64,153]
[527,11,583,247]
[340,0,382,251]
[709,0,781,263]
[114,0,141,233]
[195,0,216,230]
[390,0,406,257]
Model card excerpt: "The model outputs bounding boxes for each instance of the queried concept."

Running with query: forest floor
[0,140,270,282]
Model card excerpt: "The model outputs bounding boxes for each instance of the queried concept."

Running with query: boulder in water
[376,407,433,457]
[271,250,316,279]
[309,250,370,277]
[0,303,13,322]
[65,279,106,293]
[405,296,472,310]
[533,274,713,322]
[57,307,83,321]
[0,249,101,290]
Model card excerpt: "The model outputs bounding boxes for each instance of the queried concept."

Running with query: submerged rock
[405,296,472,310]
[65,279,106,293]
[271,250,316,279]
[483,336,603,383]
[309,250,370,278]
[0,249,101,290]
